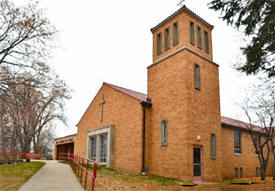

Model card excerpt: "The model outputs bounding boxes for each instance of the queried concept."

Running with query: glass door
[193,147,202,180]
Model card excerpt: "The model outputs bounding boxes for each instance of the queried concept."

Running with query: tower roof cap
[151,5,214,32]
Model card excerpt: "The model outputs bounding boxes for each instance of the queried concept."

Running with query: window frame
[234,168,239,177]
[234,128,242,154]
[197,25,202,48]
[90,136,97,161]
[87,126,114,167]
[157,32,162,55]
[165,27,170,50]
[173,22,179,45]
[240,167,243,178]
[204,30,209,53]
[210,133,216,159]
[194,64,200,90]
[100,134,108,163]
[190,21,195,44]
[161,120,168,146]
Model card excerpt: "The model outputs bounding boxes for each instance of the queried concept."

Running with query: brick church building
[53,6,272,182]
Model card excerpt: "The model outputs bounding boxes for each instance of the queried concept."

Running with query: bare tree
[0,70,70,153]
[240,79,275,180]
[0,0,56,73]
[0,0,70,155]
[35,126,55,156]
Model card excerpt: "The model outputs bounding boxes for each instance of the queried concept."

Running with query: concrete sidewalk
[18,160,84,191]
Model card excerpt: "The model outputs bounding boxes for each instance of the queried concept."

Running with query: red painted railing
[58,153,97,191]
[20,153,41,159]
[0,150,41,164]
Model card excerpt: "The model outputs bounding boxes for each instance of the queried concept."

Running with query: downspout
[142,106,146,173]
[140,98,151,174]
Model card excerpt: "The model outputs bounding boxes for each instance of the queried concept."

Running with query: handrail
[58,153,97,191]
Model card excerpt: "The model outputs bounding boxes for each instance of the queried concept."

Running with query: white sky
[18,0,258,137]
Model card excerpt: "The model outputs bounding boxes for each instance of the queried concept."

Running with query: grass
[223,179,258,185]
[65,162,196,188]
[0,161,45,191]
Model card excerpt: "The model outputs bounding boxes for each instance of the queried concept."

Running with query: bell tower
[147,6,222,182]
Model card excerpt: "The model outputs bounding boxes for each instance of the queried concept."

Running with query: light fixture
[196,135,201,140]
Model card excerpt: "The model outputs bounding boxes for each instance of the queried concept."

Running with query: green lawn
[66,162,195,188]
[0,162,45,191]
[96,166,194,187]
[223,179,258,185]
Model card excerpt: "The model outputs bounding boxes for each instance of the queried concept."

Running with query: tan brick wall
[221,127,273,178]
[75,85,144,173]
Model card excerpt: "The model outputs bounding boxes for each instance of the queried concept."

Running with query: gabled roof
[221,116,263,133]
[151,5,214,32]
[103,82,148,102]
[76,82,149,127]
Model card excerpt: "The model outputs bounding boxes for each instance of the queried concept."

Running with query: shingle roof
[103,82,148,102]
[151,5,214,32]
[221,116,263,133]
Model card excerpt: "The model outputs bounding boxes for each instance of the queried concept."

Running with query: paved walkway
[18,160,84,191]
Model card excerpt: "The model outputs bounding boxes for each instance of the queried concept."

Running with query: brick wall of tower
[148,49,222,182]
[75,85,144,173]
[147,51,191,181]
[149,9,222,182]
[149,7,272,182]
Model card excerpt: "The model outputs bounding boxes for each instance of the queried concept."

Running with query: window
[240,167,243,178]
[234,168,238,177]
[165,28,170,50]
[173,22,179,45]
[190,21,195,44]
[157,33,162,55]
[161,120,167,145]
[197,26,202,48]
[204,30,209,53]
[234,129,241,154]
[211,134,216,158]
[91,136,97,161]
[100,134,108,163]
[194,64,200,89]
[256,167,259,177]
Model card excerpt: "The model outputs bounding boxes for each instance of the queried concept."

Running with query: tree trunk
[34,132,41,154]
[21,136,31,153]
[0,124,5,151]
[260,165,266,181]
[33,135,38,153]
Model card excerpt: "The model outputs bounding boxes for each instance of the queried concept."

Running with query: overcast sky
[16,0,258,137]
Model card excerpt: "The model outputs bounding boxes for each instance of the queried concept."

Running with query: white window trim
[86,126,114,167]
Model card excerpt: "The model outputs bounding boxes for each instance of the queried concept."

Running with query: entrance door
[193,147,202,180]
